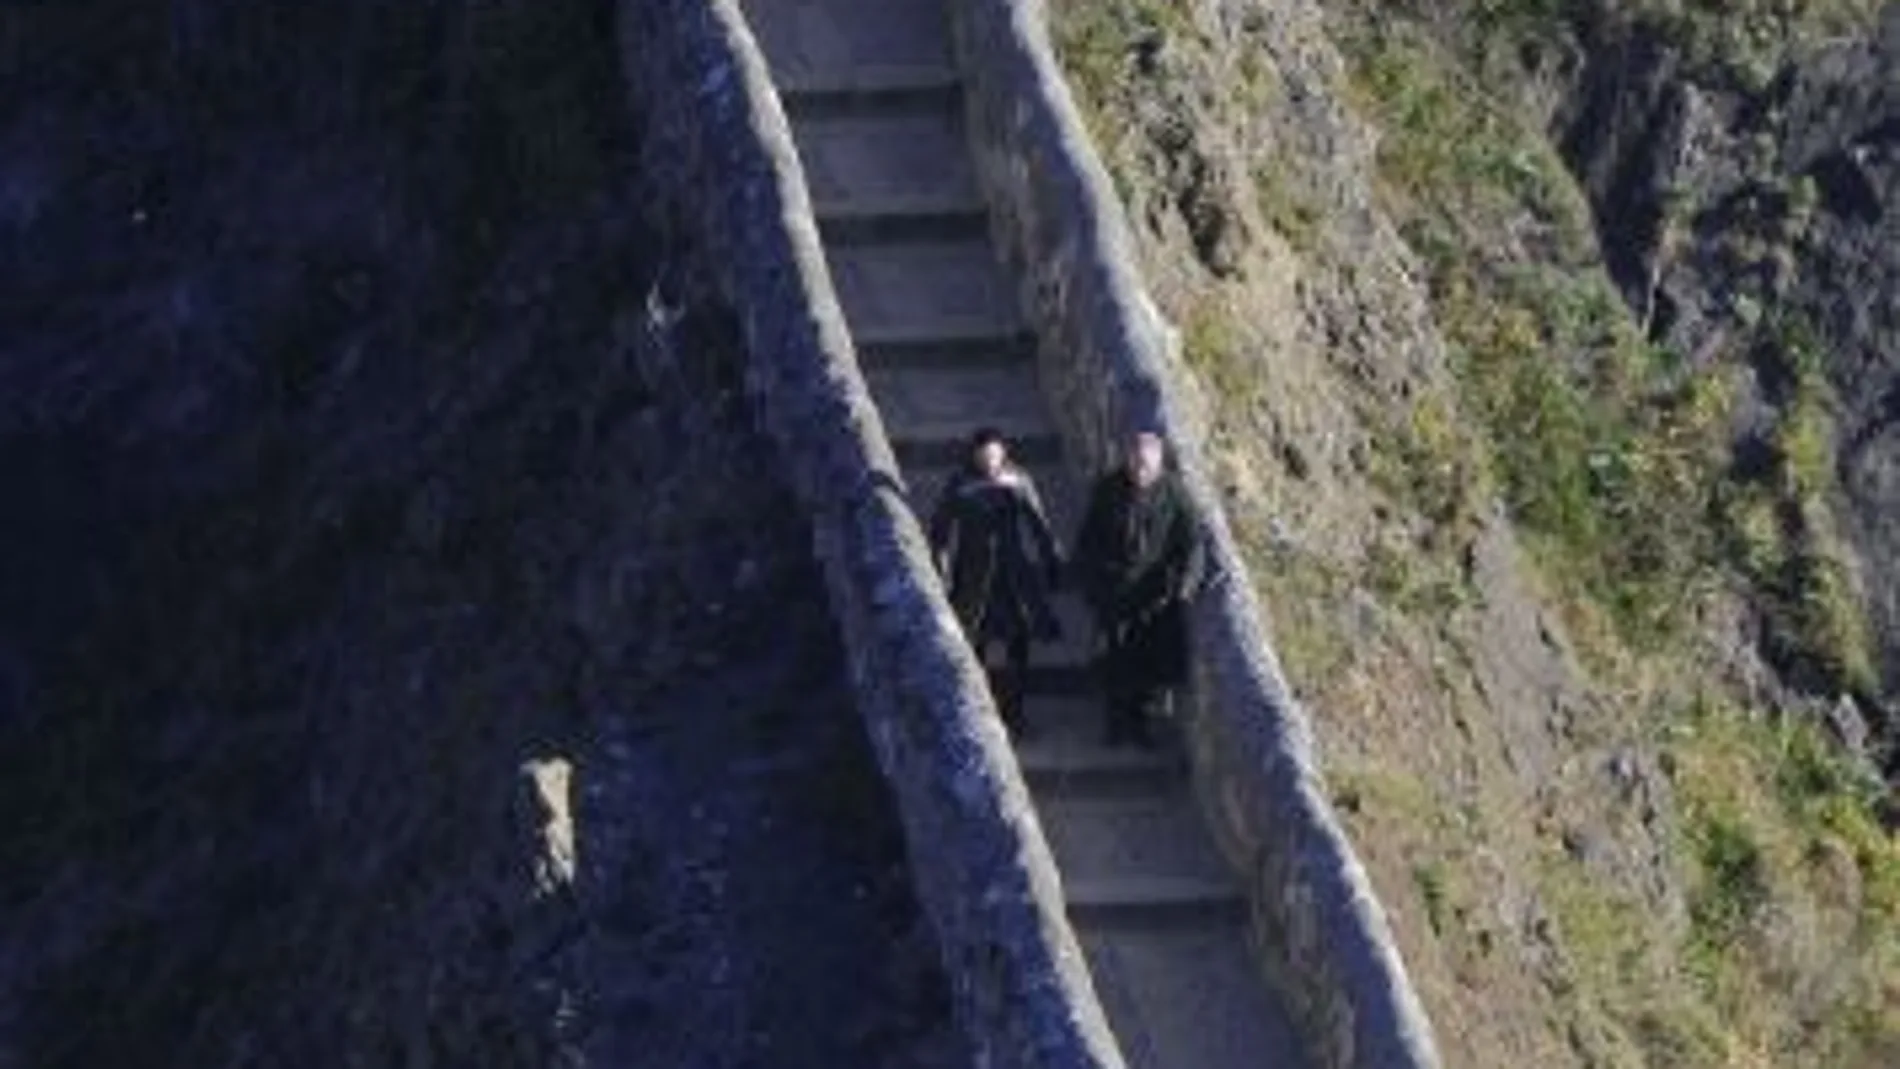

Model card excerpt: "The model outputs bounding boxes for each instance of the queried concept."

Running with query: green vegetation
[1059,0,1883,681]
[1640,0,1881,91]
[1522,698,1900,1068]
[1346,15,1897,1064]
[1413,861,1451,936]
[1338,19,1878,696]
[1667,700,1900,1065]
[1253,164,1323,254]
[1715,317,1879,697]
[1247,543,1360,689]
[1059,1,1880,685]
[1343,22,1737,651]
[1343,23,1591,252]
[1052,4,1897,1062]
[1178,293,1254,401]
[1535,844,1731,1069]
[1340,27,1894,1054]
[1052,0,1194,117]
[1365,390,1480,540]
[1466,0,1882,93]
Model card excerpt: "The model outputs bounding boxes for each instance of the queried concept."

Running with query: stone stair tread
[741,0,955,94]
[826,241,1022,342]
[849,320,1032,353]
[1064,874,1245,913]
[1017,739,1177,775]
[1078,922,1309,1069]
[813,193,985,220]
[776,65,962,99]
[855,330,1038,370]
[1015,732,1183,796]
[776,80,964,124]
[1013,696,1196,758]
[792,111,981,215]
[861,362,1052,442]
[816,207,989,247]
[1039,792,1236,888]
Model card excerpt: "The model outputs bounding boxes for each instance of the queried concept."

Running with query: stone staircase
[738,1,1311,1065]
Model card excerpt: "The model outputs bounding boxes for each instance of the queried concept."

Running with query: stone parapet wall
[945,2,1444,1066]
[619,2,1124,1066]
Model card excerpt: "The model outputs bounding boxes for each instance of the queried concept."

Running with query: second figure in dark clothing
[1073,429,1207,748]
[928,427,1065,737]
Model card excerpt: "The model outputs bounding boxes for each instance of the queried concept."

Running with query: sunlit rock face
[0,4,962,1066]
[1556,7,1900,759]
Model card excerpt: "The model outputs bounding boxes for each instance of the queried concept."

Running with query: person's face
[1126,433,1165,486]
[974,440,1007,477]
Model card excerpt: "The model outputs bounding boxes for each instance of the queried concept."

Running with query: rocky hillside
[1051,0,1898,1066]
[0,3,959,1066]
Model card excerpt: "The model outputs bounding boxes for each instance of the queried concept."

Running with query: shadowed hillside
[0,3,961,1066]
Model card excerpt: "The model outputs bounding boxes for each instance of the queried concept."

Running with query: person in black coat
[1073,428,1206,748]
[928,427,1065,737]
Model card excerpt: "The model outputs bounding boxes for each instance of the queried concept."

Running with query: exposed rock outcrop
[1050,0,1899,1065]
[1555,5,1900,766]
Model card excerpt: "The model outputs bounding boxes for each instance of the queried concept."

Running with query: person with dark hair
[927,427,1065,738]
[1073,428,1207,748]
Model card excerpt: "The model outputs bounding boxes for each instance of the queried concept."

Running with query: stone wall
[618,2,1125,1066]
[946,2,1444,1066]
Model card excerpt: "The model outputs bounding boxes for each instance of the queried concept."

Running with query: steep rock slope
[0,3,959,1066]
[1051,0,1898,1066]
[1552,2,1900,732]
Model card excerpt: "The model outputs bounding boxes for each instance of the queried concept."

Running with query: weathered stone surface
[741,0,1316,1053]
[622,1,1123,1066]
[1556,4,1900,760]
[946,2,1443,1067]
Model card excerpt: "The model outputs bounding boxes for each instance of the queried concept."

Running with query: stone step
[791,110,983,223]
[856,329,1038,371]
[1023,660,1095,697]
[861,361,1052,444]
[741,0,957,101]
[1038,790,1235,888]
[818,207,989,246]
[1015,708,1185,797]
[1064,876,1247,929]
[779,79,962,121]
[1078,921,1310,1069]
[1012,690,1195,755]
[827,240,1022,345]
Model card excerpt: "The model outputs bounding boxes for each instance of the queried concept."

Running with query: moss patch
[1666,701,1900,1066]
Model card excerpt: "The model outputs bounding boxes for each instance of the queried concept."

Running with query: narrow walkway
[738,1,1310,1066]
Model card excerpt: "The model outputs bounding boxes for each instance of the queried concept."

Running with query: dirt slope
[1051,1,1899,1065]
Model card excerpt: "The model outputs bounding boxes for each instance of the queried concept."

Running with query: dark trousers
[978,634,1031,734]
[1105,675,1171,745]
[1097,603,1188,746]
